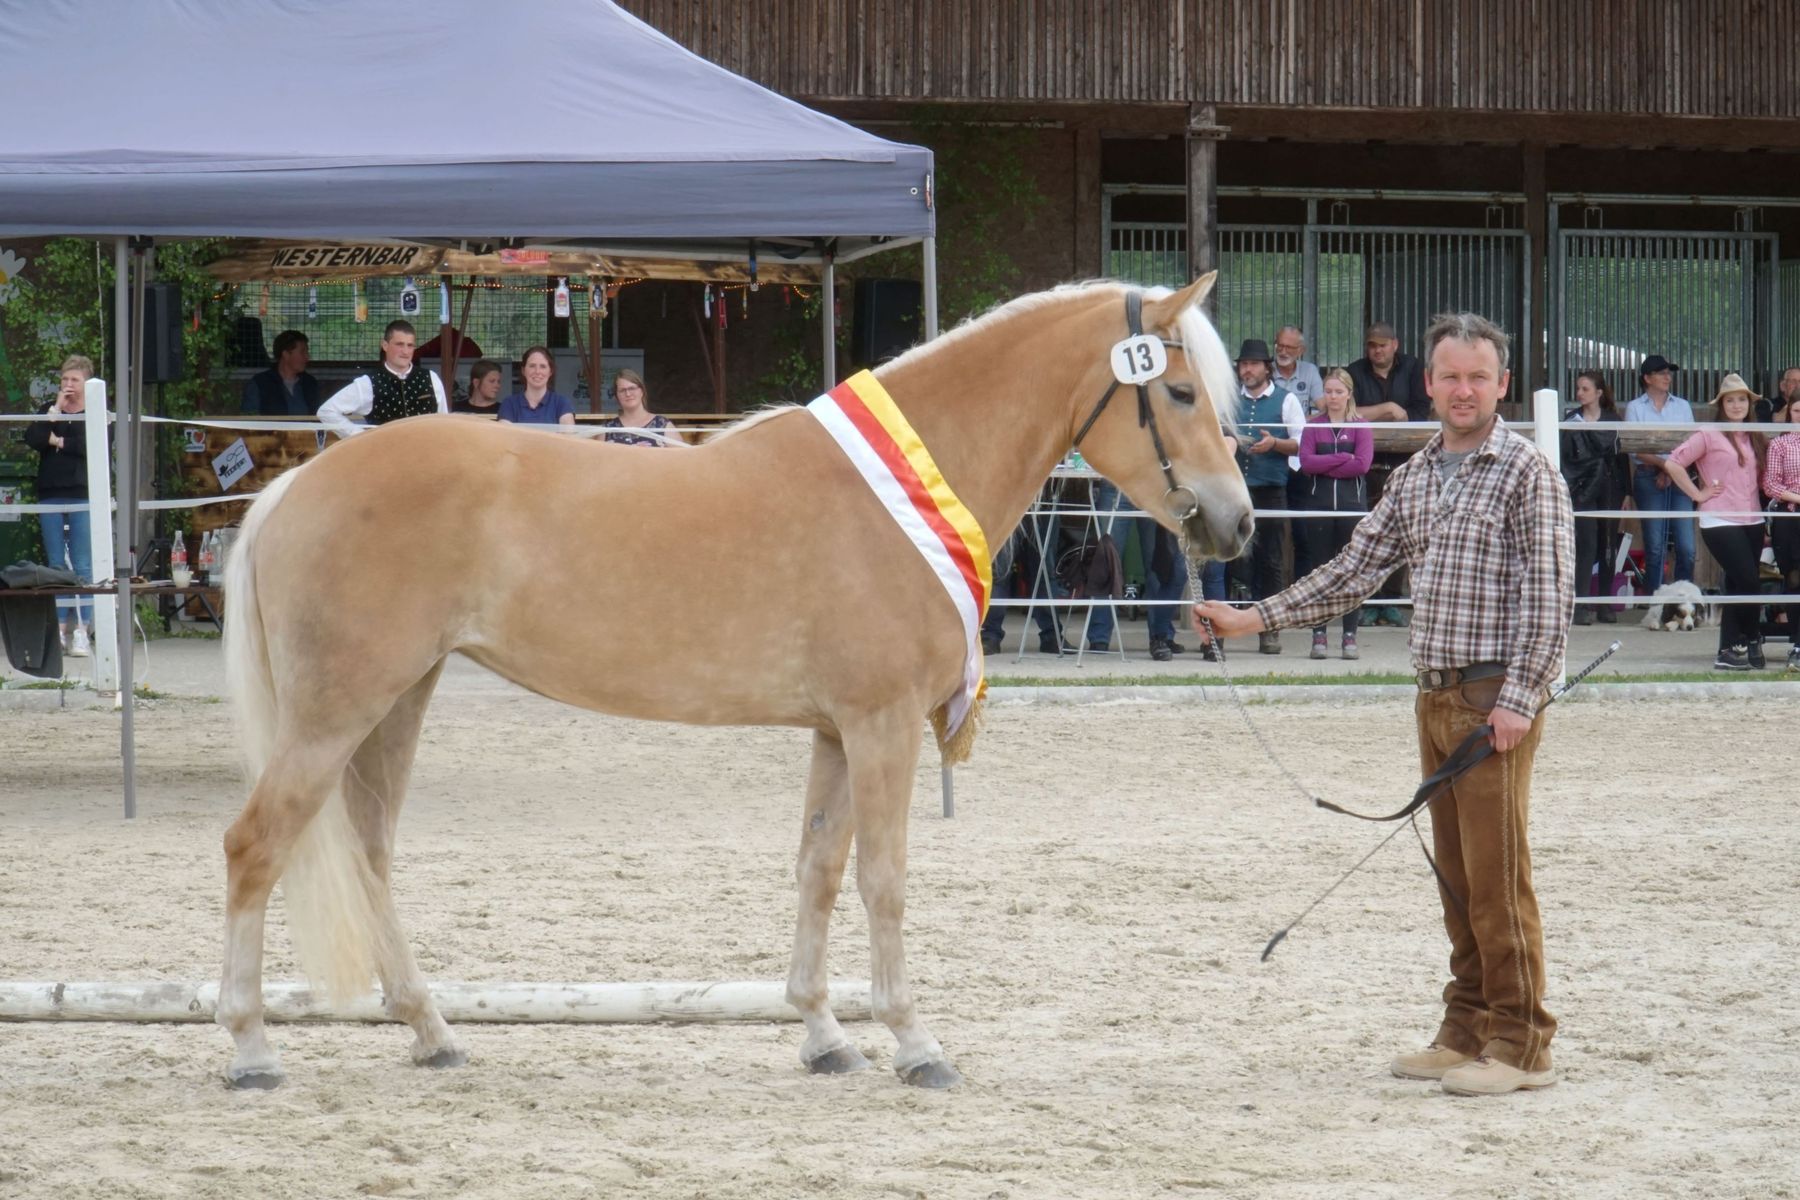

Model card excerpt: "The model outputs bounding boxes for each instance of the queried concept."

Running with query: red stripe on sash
[829,382,986,612]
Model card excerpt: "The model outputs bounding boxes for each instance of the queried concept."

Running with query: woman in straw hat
[1666,373,1769,670]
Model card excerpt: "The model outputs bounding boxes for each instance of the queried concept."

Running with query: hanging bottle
[170,530,190,588]
[306,286,319,320]
[399,276,420,316]
[439,281,451,325]
[353,280,368,323]
[703,284,713,318]
[553,277,572,319]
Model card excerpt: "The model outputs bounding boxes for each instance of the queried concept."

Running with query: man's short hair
[1423,312,1511,373]
[60,354,95,378]
[383,319,416,340]
[1276,325,1306,344]
[271,330,308,360]
[468,358,500,384]
[1364,322,1397,342]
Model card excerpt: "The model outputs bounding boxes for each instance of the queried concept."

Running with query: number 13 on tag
[1111,335,1168,384]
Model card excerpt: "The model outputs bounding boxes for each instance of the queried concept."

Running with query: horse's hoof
[225,1069,284,1091]
[805,1044,872,1075]
[899,1059,963,1089]
[416,1047,469,1070]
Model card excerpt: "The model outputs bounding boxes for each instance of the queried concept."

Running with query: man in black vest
[1349,321,1430,627]
[240,330,320,416]
[317,319,447,439]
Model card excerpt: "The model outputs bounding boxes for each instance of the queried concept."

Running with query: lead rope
[1180,542,1320,809]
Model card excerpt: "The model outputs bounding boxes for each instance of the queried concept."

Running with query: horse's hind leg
[217,740,361,1089]
[844,714,961,1088]
[340,660,464,1068]
[785,730,869,1074]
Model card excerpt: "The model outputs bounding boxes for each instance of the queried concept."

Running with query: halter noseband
[1071,292,1202,522]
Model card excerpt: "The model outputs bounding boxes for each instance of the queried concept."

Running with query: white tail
[224,466,389,1002]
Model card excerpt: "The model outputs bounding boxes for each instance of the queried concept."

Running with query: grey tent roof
[0,0,933,247]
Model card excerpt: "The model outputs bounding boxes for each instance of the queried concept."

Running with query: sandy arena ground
[2,675,1795,1199]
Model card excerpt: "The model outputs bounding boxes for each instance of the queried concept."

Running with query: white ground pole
[922,236,955,820]
[0,981,872,1025]
[820,246,836,391]
[1532,386,1569,691]
[116,237,143,821]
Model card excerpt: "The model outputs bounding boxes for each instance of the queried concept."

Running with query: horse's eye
[1167,384,1196,406]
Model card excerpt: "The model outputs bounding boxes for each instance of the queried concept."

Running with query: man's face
[1273,331,1304,369]
[280,340,310,374]
[383,331,416,370]
[1780,369,1800,401]
[1644,368,1673,394]
[1427,338,1509,440]
[1365,336,1397,371]
[1237,359,1271,390]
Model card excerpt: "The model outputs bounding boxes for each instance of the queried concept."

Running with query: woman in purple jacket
[1294,368,1374,659]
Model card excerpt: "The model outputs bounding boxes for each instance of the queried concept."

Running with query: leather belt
[1416,661,1507,692]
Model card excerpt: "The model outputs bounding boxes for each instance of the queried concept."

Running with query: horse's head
[1070,275,1255,561]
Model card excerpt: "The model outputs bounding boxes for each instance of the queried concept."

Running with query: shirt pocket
[1417,505,1509,602]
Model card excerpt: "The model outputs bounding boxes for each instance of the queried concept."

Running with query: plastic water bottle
[170,530,190,588]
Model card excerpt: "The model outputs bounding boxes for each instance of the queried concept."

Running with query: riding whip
[1259,640,1621,962]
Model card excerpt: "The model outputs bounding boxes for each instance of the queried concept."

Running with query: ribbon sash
[806,372,990,734]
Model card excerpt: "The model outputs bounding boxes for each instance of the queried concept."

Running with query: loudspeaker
[139,282,185,383]
[852,278,922,367]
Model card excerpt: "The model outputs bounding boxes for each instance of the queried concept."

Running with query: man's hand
[1249,433,1277,455]
[1191,601,1265,643]
[1489,705,1533,753]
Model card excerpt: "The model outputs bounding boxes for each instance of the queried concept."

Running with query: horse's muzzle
[1183,503,1255,562]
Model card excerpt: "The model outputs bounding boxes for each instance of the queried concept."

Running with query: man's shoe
[1748,641,1766,670]
[1714,645,1752,671]
[980,632,1002,656]
[1310,630,1328,659]
[1387,606,1410,627]
[1390,1042,1474,1081]
[1597,606,1618,624]
[1150,639,1174,662]
[1038,635,1075,654]
[1164,639,1186,654]
[1200,643,1220,663]
[1573,606,1594,626]
[1258,631,1281,655]
[1787,644,1800,672]
[68,627,91,658]
[1440,1055,1557,1096]
[1087,640,1111,653]
[1341,633,1359,660]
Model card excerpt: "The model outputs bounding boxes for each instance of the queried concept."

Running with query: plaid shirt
[1256,416,1574,718]
[1764,432,1800,506]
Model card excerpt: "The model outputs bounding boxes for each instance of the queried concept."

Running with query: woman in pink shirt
[1762,416,1800,670]
[1667,374,1769,670]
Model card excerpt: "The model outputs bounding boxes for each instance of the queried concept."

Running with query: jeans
[1086,481,1186,645]
[1700,523,1765,654]
[38,502,94,628]
[1632,467,1696,587]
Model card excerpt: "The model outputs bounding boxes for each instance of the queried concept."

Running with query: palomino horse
[217,275,1252,1089]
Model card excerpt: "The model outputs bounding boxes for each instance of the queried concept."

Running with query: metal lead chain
[1183,542,1320,809]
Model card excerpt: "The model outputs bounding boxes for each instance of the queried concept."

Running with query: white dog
[1639,580,1715,631]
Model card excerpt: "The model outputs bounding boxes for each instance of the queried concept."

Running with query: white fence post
[1533,387,1569,689]
[81,378,119,693]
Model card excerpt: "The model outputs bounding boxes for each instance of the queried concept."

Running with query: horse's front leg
[845,715,960,1088]
[785,730,869,1074]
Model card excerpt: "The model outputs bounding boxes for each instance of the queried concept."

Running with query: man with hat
[1624,354,1696,588]
[1234,337,1307,654]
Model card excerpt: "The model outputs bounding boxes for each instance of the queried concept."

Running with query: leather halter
[1070,292,1202,523]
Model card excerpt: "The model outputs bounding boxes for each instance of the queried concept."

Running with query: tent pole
[114,236,136,820]
[821,250,836,391]
[922,236,940,340]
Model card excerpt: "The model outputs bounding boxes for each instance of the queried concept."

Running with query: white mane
[715,278,1240,437]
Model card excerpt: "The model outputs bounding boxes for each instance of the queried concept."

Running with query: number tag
[1111,335,1168,384]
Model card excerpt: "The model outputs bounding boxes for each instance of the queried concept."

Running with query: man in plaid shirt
[1196,312,1574,1096]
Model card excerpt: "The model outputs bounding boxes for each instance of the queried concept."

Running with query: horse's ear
[1142,272,1217,333]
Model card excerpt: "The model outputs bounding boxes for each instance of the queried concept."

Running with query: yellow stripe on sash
[841,371,992,613]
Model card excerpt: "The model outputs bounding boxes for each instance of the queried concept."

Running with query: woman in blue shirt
[498,347,575,428]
